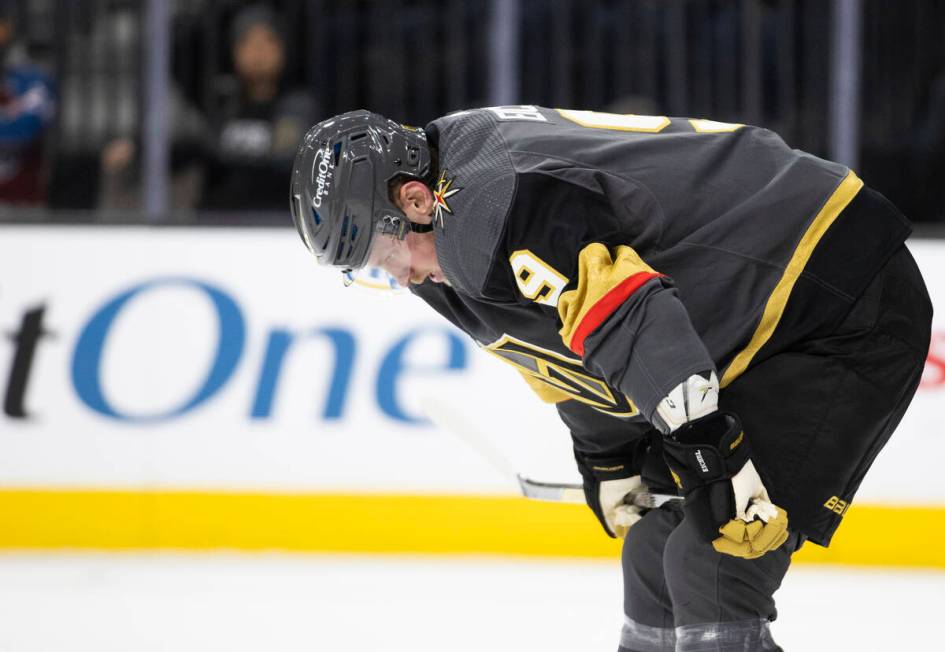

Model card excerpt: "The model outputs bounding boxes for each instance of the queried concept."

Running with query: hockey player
[289,107,932,651]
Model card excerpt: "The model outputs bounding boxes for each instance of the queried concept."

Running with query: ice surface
[0,553,940,651]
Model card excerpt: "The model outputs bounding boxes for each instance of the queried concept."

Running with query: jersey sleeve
[502,170,716,426]
[556,399,677,492]
[556,398,651,456]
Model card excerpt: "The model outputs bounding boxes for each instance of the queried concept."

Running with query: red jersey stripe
[568,272,663,357]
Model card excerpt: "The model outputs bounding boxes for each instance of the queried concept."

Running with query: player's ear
[399,180,434,217]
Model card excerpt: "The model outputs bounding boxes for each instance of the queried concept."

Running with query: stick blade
[517,475,586,504]
[517,475,682,509]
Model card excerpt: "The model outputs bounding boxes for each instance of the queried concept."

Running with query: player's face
[365,231,445,287]
[405,231,446,285]
[381,180,446,286]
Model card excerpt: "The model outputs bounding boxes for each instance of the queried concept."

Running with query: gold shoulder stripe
[689,118,744,133]
[558,243,661,356]
[720,170,864,388]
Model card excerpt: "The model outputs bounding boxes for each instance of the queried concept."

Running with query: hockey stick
[423,397,682,509]
[516,475,680,509]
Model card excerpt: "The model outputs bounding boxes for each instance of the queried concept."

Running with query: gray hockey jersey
[411,106,911,542]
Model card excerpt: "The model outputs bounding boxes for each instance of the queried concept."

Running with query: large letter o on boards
[71,278,245,422]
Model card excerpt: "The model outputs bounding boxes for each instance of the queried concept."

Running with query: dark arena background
[0,2,942,650]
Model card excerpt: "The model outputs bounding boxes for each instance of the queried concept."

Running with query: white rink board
[0,226,570,494]
[0,225,942,502]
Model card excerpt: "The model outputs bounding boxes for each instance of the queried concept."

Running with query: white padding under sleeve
[654,371,719,433]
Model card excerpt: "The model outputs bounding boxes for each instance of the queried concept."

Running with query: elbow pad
[652,371,719,434]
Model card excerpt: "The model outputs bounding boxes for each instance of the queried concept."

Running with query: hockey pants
[617,501,799,652]
[619,244,930,651]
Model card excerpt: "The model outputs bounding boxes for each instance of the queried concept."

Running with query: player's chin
[409,270,448,286]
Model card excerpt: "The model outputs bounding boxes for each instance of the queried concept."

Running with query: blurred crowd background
[0,0,943,225]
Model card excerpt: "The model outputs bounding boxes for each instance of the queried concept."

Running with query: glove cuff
[574,438,647,482]
[661,412,749,491]
[576,454,641,482]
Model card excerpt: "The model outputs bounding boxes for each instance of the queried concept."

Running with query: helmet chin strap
[409,221,434,233]
[380,214,433,239]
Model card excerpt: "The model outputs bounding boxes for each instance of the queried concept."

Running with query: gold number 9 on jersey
[510,249,569,307]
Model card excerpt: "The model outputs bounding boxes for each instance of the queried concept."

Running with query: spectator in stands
[98,85,207,214]
[0,3,55,206]
[200,4,319,214]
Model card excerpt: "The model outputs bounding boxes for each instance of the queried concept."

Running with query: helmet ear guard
[290,110,433,272]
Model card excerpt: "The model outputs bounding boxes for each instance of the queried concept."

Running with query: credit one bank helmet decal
[290,110,432,273]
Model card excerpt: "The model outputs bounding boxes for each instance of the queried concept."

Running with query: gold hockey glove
[661,412,791,558]
[713,505,789,559]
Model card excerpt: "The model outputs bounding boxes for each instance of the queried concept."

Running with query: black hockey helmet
[289,110,433,274]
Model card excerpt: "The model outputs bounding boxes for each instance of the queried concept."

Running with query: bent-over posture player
[289,106,931,651]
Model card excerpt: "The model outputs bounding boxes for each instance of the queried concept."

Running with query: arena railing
[0,0,942,225]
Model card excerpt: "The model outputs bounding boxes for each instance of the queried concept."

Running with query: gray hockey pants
[618,502,802,652]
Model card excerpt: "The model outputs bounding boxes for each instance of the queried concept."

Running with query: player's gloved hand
[660,411,790,559]
[575,449,647,539]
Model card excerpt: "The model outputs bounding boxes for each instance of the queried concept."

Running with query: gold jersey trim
[720,170,864,388]
[558,244,658,354]
[483,333,639,416]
